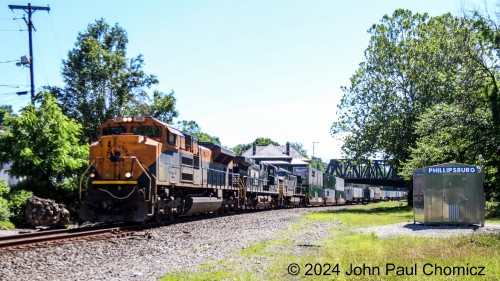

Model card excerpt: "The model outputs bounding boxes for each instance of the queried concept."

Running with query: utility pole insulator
[8,3,50,104]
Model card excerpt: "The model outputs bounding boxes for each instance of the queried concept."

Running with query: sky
[0,0,481,161]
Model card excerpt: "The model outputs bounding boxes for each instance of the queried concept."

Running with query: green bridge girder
[325,159,405,187]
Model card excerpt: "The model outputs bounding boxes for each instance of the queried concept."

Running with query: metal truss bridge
[325,159,405,187]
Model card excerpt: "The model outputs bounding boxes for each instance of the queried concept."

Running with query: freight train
[79,117,405,223]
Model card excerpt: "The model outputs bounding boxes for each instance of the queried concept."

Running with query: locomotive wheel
[270,198,276,209]
[155,212,164,225]
[166,208,176,221]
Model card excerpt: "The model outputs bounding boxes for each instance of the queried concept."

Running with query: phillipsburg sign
[427,166,478,174]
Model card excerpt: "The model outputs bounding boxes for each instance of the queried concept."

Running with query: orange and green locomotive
[80,116,359,223]
[80,116,239,222]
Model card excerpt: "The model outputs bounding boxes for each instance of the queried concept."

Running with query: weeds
[160,202,500,281]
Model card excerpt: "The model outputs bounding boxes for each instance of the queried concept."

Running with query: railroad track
[0,226,130,251]
[0,204,349,252]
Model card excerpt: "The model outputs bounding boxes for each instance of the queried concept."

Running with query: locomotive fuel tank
[183,197,223,216]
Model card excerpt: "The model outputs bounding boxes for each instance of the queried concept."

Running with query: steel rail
[0,227,121,250]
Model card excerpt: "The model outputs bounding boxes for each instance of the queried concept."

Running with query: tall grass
[160,202,500,281]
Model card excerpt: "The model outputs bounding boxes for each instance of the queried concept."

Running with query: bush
[0,179,11,221]
[7,188,33,226]
[0,220,14,229]
[486,200,500,219]
[0,197,11,221]
[11,178,80,224]
[53,177,80,221]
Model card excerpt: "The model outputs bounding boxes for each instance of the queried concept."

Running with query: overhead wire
[48,13,64,61]
[0,17,24,21]
[1,11,31,109]
[11,10,28,49]
[6,9,54,94]
[0,90,28,97]
[33,32,50,86]
[0,83,29,87]
[0,94,30,105]
[7,97,31,108]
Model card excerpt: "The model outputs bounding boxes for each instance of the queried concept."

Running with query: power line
[0,91,28,96]
[8,3,50,104]
[0,60,19,64]
[33,32,49,86]
[0,85,23,88]
[0,17,23,20]
[48,13,63,61]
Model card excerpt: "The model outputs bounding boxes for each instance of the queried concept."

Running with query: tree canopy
[0,92,88,198]
[54,18,178,143]
[0,105,13,128]
[232,138,280,156]
[176,120,221,144]
[332,9,500,200]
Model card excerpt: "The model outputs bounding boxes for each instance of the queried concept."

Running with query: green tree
[311,157,327,172]
[0,92,88,203]
[468,12,500,200]
[54,18,177,143]
[176,120,221,144]
[289,142,308,158]
[332,10,488,169]
[332,9,500,200]
[401,103,490,176]
[0,105,13,129]
[232,138,280,155]
[0,179,11,221]
[148,90,178,123]
[400,102,496,198]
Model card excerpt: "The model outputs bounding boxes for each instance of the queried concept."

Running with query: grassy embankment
[161,202,500,281]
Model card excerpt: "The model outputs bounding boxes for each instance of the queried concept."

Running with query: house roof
[242,144,310,164]
[260,160,292,165]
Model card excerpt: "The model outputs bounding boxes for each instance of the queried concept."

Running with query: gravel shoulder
[1,206,499,281]
[0,206,345,281]
[353,222,500,238]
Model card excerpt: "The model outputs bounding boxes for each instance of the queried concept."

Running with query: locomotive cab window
[102,126,126,136]
[132,126,162,137]
[166,129,178,146]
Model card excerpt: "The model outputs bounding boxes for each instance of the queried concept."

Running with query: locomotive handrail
[205,167,231,189]
[79,159,97,200]
[231,174,240,188]
[133,157,155,216]
[238,176,247,200]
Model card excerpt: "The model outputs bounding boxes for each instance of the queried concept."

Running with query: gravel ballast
[0,206,345,281]
[0,206,498,281]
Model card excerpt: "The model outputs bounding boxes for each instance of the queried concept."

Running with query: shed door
[443,175,465,223]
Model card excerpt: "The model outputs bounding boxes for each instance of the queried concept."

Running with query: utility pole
[312,141,320,159]
[8,3,50,104]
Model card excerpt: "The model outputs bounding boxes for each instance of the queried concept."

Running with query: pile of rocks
[25,196,70,227]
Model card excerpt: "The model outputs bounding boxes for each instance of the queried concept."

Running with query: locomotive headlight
[125,172,132,178]
[90,173,95,178]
